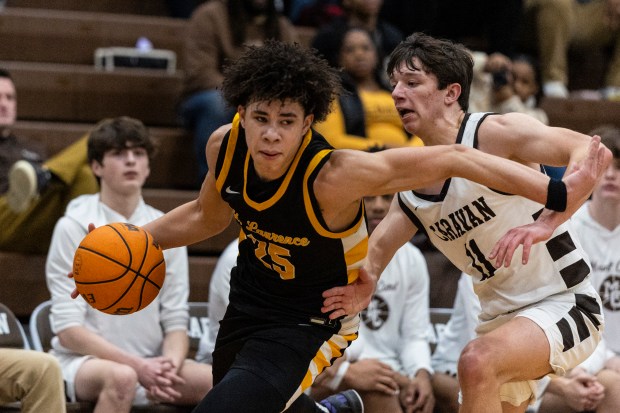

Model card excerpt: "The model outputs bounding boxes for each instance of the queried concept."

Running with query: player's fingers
[500,231,525,267]
[321,300,342,313]
[322,295,343,307]
[87,222,96,233]
[322,286,345,298]
[521,237,533,265]
[491,234,511,267]
[327,308,346,320]
[70,288,80,299]
[503,237,519,268]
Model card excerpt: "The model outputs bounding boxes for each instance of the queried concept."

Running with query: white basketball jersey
[572,203,620,354]
[398,113,592,320]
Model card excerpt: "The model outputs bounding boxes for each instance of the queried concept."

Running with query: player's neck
[589,199,620,231]
[419,110,464,146]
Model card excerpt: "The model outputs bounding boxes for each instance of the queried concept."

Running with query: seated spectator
[469,52,549,124]
[179,0,299,184]
[469,51,566,179]
[311,0,403,74]
[310,192,434,413]
[0,68,98,254]
[45,117,212,412]
[524,0,620,99]
[313,27,422,150]
[0,349,66,413]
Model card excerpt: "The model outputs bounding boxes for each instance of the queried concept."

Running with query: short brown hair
[87,116,156,164]
[387,32,473,112]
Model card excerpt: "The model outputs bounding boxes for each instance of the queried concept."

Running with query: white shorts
[474,283,604,407]
[50,351,151,405]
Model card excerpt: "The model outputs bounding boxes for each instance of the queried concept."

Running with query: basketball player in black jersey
[138,40,606,413]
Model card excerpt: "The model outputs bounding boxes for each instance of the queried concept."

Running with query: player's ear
[445,83,462,105]
[302,114,314,135]
[237,105,246,128]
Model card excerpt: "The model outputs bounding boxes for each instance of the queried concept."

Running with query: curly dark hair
[221,40,342,123]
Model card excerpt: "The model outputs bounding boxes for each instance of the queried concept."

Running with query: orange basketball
[72,222,166,315]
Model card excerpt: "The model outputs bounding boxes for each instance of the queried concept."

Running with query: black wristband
[545,179,567,212]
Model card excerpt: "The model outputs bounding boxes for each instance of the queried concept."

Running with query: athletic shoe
[318,389,364,413]
[6,160,50,213]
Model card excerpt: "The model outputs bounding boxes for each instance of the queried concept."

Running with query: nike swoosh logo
[225,186,240,195]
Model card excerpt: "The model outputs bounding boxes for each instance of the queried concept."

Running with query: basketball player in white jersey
[322,32,613,413]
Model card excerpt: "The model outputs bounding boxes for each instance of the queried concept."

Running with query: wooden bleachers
[540,97,620,134]
[6,0,172,16]
[3,61,182,126]
[11,121,199,189]
[0,8,186,68]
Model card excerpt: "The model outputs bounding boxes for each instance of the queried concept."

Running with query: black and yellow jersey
[214,114,368,326]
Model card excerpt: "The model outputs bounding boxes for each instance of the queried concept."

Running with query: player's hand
[489,219,554,267]
[564,135,610,211]
[69,223,97,299]
[321,267,376,319]
[345,359,399,395]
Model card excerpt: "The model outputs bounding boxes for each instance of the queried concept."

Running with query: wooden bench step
[5,0,171,16]
[0,7,186,67]
[11,121,199,189]
[540,97,620,134]
[4,61,182,126]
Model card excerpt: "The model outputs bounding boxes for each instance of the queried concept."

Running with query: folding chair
[428,307,454,354]
[29,300,53,352]
[187,301,209,359]
[0,302,30,349]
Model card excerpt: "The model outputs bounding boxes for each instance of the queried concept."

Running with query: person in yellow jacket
[314,27,422,150]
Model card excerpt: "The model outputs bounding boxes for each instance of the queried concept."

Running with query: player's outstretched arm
[489,135,612,267]
[322,138,597,213]
[322,198,417,319]
[143,125,234,250]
